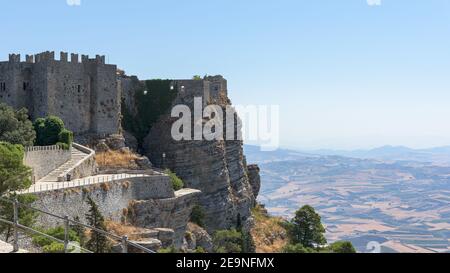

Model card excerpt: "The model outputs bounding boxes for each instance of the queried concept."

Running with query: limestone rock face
[143,84,258,233]
[127,189,201,248]
[186,223,214,252]
[247,164,261,200]
[123,130,139,152]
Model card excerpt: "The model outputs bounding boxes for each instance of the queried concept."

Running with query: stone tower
[0,51,120,136]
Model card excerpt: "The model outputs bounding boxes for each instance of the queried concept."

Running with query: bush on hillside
[0,103,36,147]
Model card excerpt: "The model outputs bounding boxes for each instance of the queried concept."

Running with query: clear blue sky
[2,0,450,149]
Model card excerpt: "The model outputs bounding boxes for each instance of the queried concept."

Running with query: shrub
[165,169,184,191]
[32,226,80,247]
[58,129,73,149]
[158,246,178,253]
[282,243,317,253]
[213,229,243,253]
[42,242,66,253]
[194,247,206,253]
[190,205,206,228]
[329,241,357,253]
[34,116,73,148]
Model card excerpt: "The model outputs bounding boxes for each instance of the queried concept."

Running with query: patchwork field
[245,147,450,253]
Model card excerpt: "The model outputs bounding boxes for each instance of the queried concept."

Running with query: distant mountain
[245,145,450,166]
[309,145,450,165]
[244,145,315,164]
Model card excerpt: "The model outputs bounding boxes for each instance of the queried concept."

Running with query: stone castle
[0,51,120,135]
[1,51,258,236]
[0,51,229,137]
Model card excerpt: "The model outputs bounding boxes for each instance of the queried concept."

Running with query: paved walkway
[22,173,157,194]
[38,146,91,183]
[0,240,28,253]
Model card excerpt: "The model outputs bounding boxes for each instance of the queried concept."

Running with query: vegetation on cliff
[122,79,178,148]
[250,204,356,253]
[250,205,289,253]
[165,169,184,191]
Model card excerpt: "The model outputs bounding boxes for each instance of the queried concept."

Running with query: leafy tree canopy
[33,116,73,149]
[213,229,243,253]
[329,241,357,253]
[0,142,32,195]
[287,205,327,248]
[0,103,36,147]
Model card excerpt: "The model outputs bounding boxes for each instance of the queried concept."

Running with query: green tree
[282,243,317,253]
[329,241,357,253]
[0,142,32,195]
[57,129,73,150]
[287,205,327,248]
[213,229,243,253]
[71,216,87,247]
[166,169,184,191]
[0,142,37,241]
[192,75,202,80]
[190,205,206,227]
[0,103,36,147]
[0,194,38,242]
[33,116,72,149]
[32,226,80,248]
[85,196,110,253]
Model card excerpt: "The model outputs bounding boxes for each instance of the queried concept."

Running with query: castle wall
[0,52,121,136]
[23,145,72,182]
[89,60,121,136]
[30,175,200,246]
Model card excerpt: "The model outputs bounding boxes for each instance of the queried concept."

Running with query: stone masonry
[0,51,120,136]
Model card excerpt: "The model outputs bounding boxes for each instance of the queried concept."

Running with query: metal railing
[0,197,156,253]
[20,173,150,194]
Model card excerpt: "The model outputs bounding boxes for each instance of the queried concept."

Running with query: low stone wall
[57,143,96,182]
[31,175,199,247]
[24,145,71,182]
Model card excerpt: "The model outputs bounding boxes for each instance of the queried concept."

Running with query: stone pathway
[38,146,90,183]
[0,240,28,253]
[21,173,160,194]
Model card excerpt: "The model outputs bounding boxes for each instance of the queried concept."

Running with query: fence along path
[0,196,156,253]
[21,173,150,194]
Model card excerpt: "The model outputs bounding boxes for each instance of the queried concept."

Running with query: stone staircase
[38,146,91,183]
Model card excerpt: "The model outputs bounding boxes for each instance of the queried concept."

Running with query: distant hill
[245,145,450,166]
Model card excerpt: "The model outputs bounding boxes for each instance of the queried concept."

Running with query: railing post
[121,236,128,253]
[13,198,19,252]
[64,216,69,253]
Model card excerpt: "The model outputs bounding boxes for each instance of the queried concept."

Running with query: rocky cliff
[121,76,260,233]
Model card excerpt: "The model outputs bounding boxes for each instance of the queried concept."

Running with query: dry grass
[105,221,150,241]
[251,205,289,253]
[95,150,139,169]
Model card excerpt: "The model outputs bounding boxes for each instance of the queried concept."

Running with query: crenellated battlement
[3,51,107,65]
[0,50,120,136]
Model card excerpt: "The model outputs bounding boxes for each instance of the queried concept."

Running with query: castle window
[78,85,81,93]
[0,82,5,91]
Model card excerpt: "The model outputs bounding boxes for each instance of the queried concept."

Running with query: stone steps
[38,147,91,183]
